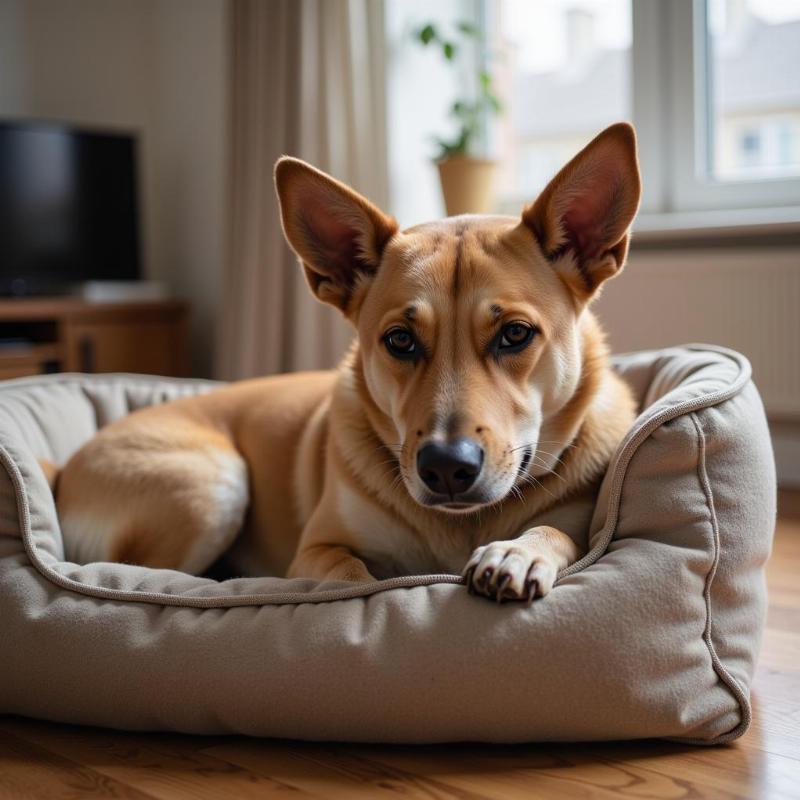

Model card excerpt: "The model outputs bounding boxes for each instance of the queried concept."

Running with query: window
[634,0,800,217]
[708,0,800,182]
[778,123,795,166]
[386,0,800,226]
[490,0,632,202]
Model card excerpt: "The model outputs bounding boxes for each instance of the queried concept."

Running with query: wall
[0,0,24,111]
[149,0,229,375]
[593,241,800,486]
[0,0,229,376]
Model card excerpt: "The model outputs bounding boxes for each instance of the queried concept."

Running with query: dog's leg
[462,526,581,604]
[287,542,375,583]
[57,419,249,575]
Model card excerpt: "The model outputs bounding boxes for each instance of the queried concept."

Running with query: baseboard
[771,420,800,488]
[778,488,800,519]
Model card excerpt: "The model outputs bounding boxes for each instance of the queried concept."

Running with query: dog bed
[0,345,775,744]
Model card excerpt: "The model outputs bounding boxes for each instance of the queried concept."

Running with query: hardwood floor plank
[0,729,154,800]
[338,741,767,800]
[746,694,800,763]
[0,719,313,800]
[205,739,478,800]
[757,628,800,672]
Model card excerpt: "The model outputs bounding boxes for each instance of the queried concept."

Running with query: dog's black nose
[416,437,484,496]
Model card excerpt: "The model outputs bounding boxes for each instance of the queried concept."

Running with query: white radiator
[594,246,800,419]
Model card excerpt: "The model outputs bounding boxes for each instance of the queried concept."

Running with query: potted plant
[415,21,502,216]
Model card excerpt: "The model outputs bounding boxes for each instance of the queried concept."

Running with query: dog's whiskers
[510,442,537,453]
[518,473,557,500]
[535,449,569,468]
[528,456,567,483]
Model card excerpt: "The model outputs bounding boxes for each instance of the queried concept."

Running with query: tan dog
[56,122,641,603]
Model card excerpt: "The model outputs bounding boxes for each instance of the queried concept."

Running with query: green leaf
[487,94,502,113]
[433,135,465,160]
[479,70,491,90]
[457,21,480,37]
[418,24,436,45]
[443,41,456,60]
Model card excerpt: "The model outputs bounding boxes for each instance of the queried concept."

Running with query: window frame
[486,0,800,225]
[660,0,800,212]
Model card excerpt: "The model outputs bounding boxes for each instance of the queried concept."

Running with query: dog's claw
[480,567,494,593]
[525,578,539,606]
[496,573,513,603]
[463,566,475,588]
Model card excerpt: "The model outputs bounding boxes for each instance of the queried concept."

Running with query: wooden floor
[2,515,798,799]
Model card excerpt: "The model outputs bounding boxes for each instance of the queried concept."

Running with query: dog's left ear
[274,157,398,316]
[522,122,641,302]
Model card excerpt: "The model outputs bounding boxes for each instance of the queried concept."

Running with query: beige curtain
[217,0,389,379]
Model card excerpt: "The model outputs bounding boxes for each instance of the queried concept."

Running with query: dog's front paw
[462,541,558,604]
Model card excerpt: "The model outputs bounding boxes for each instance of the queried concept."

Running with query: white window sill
[632,207,800,244]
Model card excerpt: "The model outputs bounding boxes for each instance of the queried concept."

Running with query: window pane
[490,0,631,202]
[708,0,800,181]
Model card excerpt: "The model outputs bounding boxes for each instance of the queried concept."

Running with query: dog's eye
[498,322,536,352]
[384,328,417,359]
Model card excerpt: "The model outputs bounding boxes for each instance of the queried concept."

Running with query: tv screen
[0,120,140,296]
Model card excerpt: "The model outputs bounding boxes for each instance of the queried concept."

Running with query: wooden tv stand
[0,298,189,380]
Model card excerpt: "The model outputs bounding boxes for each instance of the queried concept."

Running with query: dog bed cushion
[0,345,775,744]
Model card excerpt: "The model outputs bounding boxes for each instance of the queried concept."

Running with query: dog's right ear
[274,157,398,315]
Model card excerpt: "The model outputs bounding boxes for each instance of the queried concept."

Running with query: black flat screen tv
[0,120,141,296]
